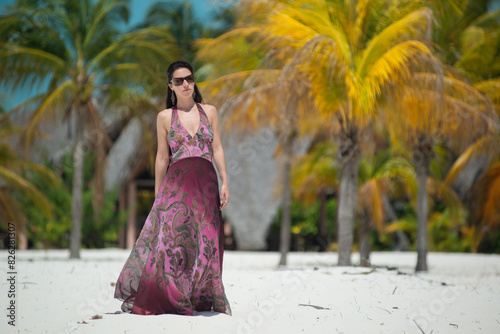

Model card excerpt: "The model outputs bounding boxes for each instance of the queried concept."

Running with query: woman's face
[169,67,195,99]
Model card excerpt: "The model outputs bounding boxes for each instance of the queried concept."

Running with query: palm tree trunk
[18,221,27,250]
[337,150,360,266]
[382,195,410,251]
[414,140,431,272]
[318,189,328,252]
[70,130,84,259]
[88,100,105,220]
[415,166,429,271]
[359,210,371,267]
[278,137,293,266]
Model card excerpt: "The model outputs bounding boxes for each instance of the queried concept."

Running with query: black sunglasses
[170,74,195,86]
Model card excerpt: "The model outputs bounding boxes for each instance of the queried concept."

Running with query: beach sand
[1,249,499,333]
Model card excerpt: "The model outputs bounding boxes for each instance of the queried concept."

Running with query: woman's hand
[220,184,230,210]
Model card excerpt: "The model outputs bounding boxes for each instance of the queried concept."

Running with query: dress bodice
[167,103,214,165]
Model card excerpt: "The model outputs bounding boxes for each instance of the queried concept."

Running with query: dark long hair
[166,60,203,109]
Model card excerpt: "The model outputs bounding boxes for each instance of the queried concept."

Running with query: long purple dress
[114,103,231,316]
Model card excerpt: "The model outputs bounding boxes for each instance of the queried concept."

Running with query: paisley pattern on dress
[114,104,231,316]
[168,103,214,166]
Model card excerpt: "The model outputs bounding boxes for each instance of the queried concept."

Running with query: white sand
[1,249,500,334]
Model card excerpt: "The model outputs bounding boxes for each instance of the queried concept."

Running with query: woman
[114,61,231,316]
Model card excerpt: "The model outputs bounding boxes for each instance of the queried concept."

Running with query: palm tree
[463,162,500,250]
[200,66,317,265]
[445,137,500,251]
[0,111,60,249]
[431,0,500,180]
[382,67,498,270]
[385,175,468,252]
[0,0,178,258]
[435,0,500,251]
[381,0,499,271]
[291,140,339,251]
[290,141,417,260]
[196,0,323,265]
[443,58,500,252]
[250,0,438,266]
[357,153,417,266]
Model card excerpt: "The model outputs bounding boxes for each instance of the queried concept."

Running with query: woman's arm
[205,104,230,210]
[155,109,171,196]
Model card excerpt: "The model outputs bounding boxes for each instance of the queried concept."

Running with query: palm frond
[358,178,386,234]
[0,189,19,223]
[24,79,74,150]
[266,5,351,64]
[358,7,432,78]
[366,41,435,112]
[83,0,129,48]
[353,0,374,49]
[290,34,347,117]
[90,25,177,70]
[0,44,66,90]
[444,136,494,185]
[0,166,53,218]
[469,162,500,229]
[469,8,500,27]
[291,140,338,203]
[374,156,417,197]
[385,216,416,234]
[199,69,280,108]
[475,79,500,105]
[428,176,465,225]
[27,161,61,186]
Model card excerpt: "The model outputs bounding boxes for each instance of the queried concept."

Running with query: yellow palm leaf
[445,136,493,185]
[353,0,373,49]
[265,2,351,63]
[475,79,500,105]
[358,7,433,78]
[470,163,500,228]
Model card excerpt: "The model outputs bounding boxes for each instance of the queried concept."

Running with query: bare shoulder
[201,104,218,120]
[158,108,173,118]
[157,109,173,132]
[157,108,173,125]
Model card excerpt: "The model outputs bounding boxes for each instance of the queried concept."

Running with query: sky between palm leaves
[0,0,233,109]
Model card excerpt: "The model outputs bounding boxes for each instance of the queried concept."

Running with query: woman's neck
[176,98,195,112]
